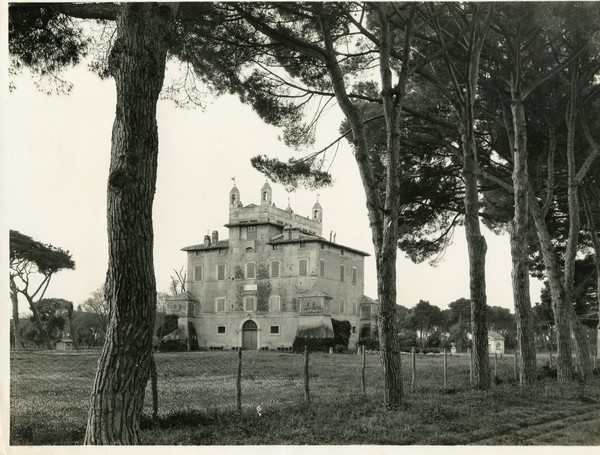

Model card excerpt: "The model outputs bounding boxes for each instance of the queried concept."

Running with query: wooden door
[242,320,258,350]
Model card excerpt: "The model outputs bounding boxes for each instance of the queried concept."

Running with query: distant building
[55,337,73,352]
[488,330,505,354]
[166,183,379,350]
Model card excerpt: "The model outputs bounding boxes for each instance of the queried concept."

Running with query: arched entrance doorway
[242,320,258,350]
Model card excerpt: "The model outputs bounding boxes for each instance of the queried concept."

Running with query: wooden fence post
[468,348,472,387]
[236,347,242,412]
[494,352,498,380]
[150,353,158,419]
[304,346,310,404]
[443,347,447,391]
[411,346,416,393]
[361,345,366,395]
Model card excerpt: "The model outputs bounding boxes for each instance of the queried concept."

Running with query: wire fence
[11,345,568,439]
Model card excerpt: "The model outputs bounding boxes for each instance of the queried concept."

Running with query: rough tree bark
[10,278,25,350]
[84,3,176,444]
[528,187,574,381]
[509,86,537,385]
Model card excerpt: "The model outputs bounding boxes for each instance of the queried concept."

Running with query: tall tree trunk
[528,188,574,381]
[85,3,175,445]
[563,79,592,379]
[10,278,24,350]
[509,93,537,385]
[583,189,600,363]
[462,125,490,390]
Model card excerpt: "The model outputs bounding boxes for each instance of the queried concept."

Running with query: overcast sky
[4,60,544,314]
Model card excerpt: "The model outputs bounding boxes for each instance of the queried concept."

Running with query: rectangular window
[217,264,226,280]
[246,262,256,279]
[352,326,356,334]
[299,259,308,277]
[217,326,226,334]
[247,225,257,240]
[340,249,345,256]
[272,245,278,251]
[352,300,357,315]
[339,298,345,314]
[320,243,325,250]
[299,242,306,249]
[270,325,280,335]
[216,297,226,312]
[270,295,281,312]
[194,265,203,281]
[271,260,280,278]
[244,296,255,312]
[352,267,357,285]
[319,259,325,277]
[361,305,371,318]
[340,264,345,282]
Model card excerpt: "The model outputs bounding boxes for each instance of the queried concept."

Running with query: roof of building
[182,240,230,252]
[488,330,505,340]
[167,291,199,302]
[360,295,378,305]
[268,232,370,257]
[298,288,332,299]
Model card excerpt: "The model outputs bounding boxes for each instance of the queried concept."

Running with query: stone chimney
[204,234,211,247]
[212,230,219,244]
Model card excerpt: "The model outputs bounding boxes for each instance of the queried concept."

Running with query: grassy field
[10,349,600,445]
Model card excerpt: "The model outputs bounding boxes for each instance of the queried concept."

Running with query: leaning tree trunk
[509,94,537,385]
[25,294,53,350]
[528,189,574,381]
[10,280,24,350]
[85,3,175,445]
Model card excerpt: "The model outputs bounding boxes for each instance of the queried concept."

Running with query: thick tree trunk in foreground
[509,94,537,384]
[85,3,175,445]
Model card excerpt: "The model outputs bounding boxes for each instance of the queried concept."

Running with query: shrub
[158,339,187,352]
[360,337,379,351]
[292,337,336,353]
[331,319,351,348]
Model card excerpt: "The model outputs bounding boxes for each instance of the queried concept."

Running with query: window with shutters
[216,297,226,313]
[352,267,357,285]
[194,265,203,281]
[244,296,255,312]
[339,298,346,314]
[271,260,280,278]
[340,264,345,282]
[246,262,256,279]
[299,259,308,277]
[217,264,226,280]
[270,295,281,312]
[319,259,325,277]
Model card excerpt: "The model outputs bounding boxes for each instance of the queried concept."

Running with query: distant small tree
[9,230,75,350]
[170,267,186,296]
[79,288,109,333]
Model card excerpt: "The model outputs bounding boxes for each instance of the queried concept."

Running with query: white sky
[3,62,543,315]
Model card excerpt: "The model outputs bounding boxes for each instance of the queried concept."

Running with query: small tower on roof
[261,181,272,206]
[229,183,241,210]
[312,199,323,223]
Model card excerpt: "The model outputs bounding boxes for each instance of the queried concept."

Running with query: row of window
[217,325,280,335]
[194,261,359,283]
[215,325,362,336]
[205,296,362,314]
